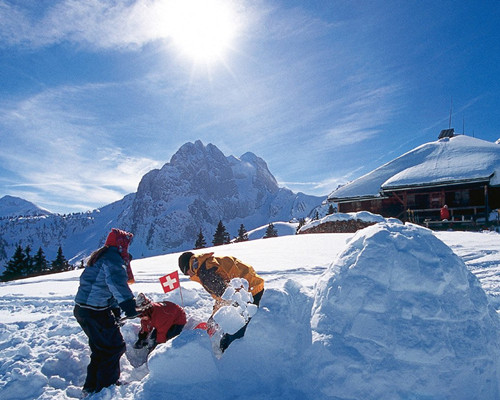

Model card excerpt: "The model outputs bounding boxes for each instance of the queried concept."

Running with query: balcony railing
[406,205,488,229]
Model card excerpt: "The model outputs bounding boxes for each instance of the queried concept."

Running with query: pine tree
[235,224,248,242]
[327,204,335,215]
[296,218,306,233]
[212,220,230,246]
[224,230,231,244]
[23,245,34,276]
[32,247,48,275]
[51,246,71,272]
[263,223,278,239]
[195,229,207,249]
[1,245,26,281]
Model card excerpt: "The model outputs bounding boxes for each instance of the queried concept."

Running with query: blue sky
[1,0,500,214]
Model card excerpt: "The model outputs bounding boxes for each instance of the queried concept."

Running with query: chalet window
[415,194,428,209]
[430,193,442,208]
[470,188,484,206]
[454,190,469,206]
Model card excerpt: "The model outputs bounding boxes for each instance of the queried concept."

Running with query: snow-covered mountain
[0,195,52,218]
[124,141,322,257]
[0,194,136,270]
[0,141,324,269]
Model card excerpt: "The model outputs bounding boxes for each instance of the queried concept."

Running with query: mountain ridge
[0,141,324,269]
[0,195,53,218]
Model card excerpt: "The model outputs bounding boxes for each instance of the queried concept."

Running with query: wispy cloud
[321,82,401,144]
[0,0,405,212]
[0,84,162,212]
[250,1,339,42]
[0,0,158,49]
[0,0,401,150]
[279,165,365,197]
[0,0,249,51]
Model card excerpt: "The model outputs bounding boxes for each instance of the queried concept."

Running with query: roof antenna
[462,116,465,135]
[449,96,453,129]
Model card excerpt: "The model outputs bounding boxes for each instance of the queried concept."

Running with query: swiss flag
[159,271,180,293]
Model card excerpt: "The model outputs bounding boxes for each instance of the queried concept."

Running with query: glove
[133,330,148,349]
[119,298,139,319]
[134,339,147,349]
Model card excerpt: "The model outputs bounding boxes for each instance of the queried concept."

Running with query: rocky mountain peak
[0,141,324,266]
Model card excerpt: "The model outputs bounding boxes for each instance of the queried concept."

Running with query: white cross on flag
[159,271,180,293]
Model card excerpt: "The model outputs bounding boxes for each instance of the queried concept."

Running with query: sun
[159,0,240,63]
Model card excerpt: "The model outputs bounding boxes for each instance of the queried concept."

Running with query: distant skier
[134,293,186,352]
[178,252,264,352]
[74,228,139,397]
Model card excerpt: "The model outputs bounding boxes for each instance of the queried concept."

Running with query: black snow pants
[74,304,126,393]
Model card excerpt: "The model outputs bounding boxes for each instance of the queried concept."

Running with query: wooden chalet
[328,130,500,230]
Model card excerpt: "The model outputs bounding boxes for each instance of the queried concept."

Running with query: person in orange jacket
[133,293,186,351]
[178,252,264,352]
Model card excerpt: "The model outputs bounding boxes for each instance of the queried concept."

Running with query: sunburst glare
[156,0,241,64]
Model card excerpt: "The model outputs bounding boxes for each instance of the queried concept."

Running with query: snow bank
[247,221,298,239]
[311,222,500,399]
[298,210,396,233]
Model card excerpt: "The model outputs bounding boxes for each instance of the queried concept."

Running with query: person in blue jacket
[74,228,138,396]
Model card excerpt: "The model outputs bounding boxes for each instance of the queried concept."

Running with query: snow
[329,135,500,200]
[246,221,298,239]
[0,195,53,218]
[1,224,500,399]
[311,223,499,399]
[215,278,258,335]
[298,210,393,232]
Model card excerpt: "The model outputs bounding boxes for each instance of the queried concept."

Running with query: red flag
[159,271,180,293]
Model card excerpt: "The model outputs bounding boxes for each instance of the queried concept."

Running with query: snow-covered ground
[1,223,500,399]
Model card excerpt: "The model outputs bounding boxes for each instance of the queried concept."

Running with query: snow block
[310,222,500,400]
[140,282,314,399]
[146,330,218,383]
[218,280,314,398]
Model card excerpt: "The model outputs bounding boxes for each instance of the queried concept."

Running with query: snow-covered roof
[329,135,500,202]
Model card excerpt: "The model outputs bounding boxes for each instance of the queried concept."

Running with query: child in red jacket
[134,293,186,351]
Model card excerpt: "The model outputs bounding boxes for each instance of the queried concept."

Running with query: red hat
[105,228,133,252]
[105,228,135,284]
